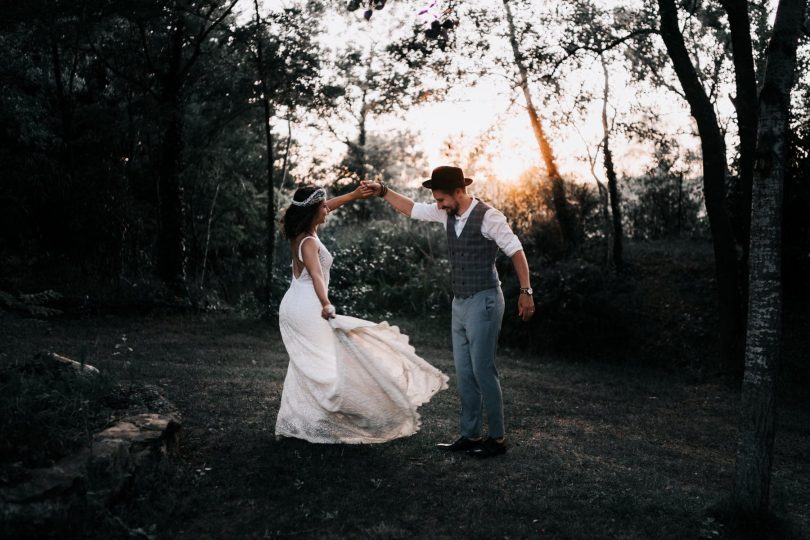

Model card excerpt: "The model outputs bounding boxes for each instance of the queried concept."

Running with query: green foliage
[0,0,329,300]
[321,220,451,319]
[489,168,605,260]
[622,144,708,240]
[499,258,631,356]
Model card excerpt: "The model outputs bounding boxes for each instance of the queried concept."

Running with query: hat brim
[421,178,474,189]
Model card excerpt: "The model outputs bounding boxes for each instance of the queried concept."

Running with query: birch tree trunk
[734,0,806,516]
[503,0,578,249]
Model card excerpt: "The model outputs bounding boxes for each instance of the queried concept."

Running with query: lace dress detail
[276,236,448,443]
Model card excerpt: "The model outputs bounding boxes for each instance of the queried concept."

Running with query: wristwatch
[520,287,533,295]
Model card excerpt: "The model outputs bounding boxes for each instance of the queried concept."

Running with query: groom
[364,166,535,457]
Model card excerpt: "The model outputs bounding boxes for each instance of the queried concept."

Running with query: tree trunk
[357,96,368,181]
[503,0,578,249]
[657,0,744,374]
[721,0,760,349]
[156,11,187,291]
[720,0,758,261]
[584,124,611,264]
[594,177,612,265]
[734,0,805,516]
[254,0,275,310]
[600,56,623,269]
[157,105,186,290]
[279,116,292,190]
[677,172,684,235]
[50,42,73,172]
[200,183,220,287]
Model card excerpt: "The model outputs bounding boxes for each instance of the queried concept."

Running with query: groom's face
[433,189,462,216]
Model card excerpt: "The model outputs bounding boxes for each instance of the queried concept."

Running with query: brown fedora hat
[422,166,473,190]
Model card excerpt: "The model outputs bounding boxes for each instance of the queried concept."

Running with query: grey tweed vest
[447,199,500,298]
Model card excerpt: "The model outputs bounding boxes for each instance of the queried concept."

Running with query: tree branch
[137,20,157,74]
[85,40,159,99]
[554,28,657,72]
[180,0,240,82]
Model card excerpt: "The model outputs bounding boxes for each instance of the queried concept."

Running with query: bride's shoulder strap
[297,235,318,262]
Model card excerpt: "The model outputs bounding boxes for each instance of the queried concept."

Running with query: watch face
[527,288,533,295]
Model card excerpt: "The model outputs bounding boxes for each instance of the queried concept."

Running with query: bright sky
[252,0,758,189]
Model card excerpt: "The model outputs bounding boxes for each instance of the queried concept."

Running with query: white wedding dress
[275,235,449,444]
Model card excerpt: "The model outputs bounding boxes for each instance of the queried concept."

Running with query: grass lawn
[2,313,808,539]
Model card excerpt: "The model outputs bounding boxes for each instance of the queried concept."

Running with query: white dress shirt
[410,198,524,257]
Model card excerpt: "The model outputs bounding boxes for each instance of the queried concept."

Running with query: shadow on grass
[2,313,808,539]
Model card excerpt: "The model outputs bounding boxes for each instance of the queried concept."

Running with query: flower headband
[290,188,326,207]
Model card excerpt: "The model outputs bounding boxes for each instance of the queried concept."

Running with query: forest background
[0,0,809,535]
[2,0,807,376]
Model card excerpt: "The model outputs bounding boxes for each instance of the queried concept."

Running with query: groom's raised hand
[353,184,377,199]
[360,180,382,197]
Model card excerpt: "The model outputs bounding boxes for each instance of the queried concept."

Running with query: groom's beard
[444,204,460,216]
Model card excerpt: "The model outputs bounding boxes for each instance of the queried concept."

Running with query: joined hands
[360,180,382,197]
[354,182,379,199]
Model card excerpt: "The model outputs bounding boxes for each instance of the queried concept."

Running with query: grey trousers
[451,287,506,439]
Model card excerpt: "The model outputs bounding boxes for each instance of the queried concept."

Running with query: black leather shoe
[467,437,507,457]
[436,436,482,452]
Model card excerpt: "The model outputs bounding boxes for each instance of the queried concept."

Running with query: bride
[275,184,449,444]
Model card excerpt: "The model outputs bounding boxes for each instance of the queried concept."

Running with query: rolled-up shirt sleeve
[410,202,448,225]
[482,209,523,257]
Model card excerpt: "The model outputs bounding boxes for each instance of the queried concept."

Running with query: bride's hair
[281,185,324,239]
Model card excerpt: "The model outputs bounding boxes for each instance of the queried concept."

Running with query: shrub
[321,220,451,319]
[498,259,632,357]
[0,356,116,467]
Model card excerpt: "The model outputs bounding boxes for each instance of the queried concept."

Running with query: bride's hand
[353,183,377,200]
[359,180,382,197]
[321,304,336,320]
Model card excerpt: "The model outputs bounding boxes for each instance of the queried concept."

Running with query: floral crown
[290,188,326,207]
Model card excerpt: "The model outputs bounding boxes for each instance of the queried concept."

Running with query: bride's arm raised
[325,184,375,212]
[359,181,415,216]
[300,239,335,320]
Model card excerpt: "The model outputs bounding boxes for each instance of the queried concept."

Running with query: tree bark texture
[734,0,805,516]
[254,0,276,309]
[657,0,744,374]
[503,0,578,248]
[593,176,612,265]
[357,95,368,181]
[720,0,759,264]
[157,11,187,290]
[600,57,623,269]
[154,0,239,292]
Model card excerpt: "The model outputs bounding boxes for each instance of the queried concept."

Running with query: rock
[94,413,182,461]
[0,447,89,526]
[0,413,181,530]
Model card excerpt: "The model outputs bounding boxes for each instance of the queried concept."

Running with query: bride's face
[314,201,329,227]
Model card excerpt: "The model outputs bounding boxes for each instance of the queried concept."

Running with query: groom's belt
[453,285,500,300]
